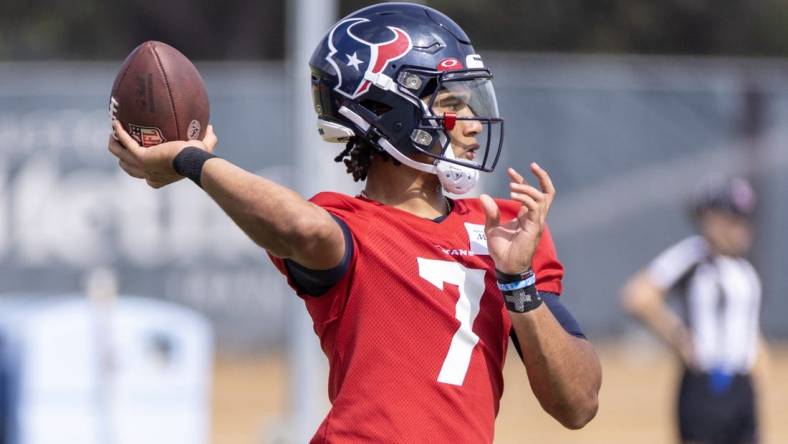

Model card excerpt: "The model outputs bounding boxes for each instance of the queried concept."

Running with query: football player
[108,3,601,442]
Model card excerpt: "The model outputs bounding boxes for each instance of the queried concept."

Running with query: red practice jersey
[270,192,564,443]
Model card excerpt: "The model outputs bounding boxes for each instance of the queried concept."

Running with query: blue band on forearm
[497,274,536,291]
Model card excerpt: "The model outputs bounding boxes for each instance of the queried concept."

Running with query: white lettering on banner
[14,157,115,265]
[0,110,109,159]
[0,156,279,267]
[115,173,168,266]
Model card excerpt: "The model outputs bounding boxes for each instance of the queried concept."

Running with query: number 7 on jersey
[417,258,487,386]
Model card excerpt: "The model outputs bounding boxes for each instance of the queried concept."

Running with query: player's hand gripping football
[108,120,218,189]
[480,163,555,275]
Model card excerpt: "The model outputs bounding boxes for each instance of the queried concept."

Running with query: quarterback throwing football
[108,3,601,442]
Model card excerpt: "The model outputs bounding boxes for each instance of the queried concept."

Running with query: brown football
[110,40,209,147]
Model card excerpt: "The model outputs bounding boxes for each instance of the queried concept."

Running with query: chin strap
[337,106,479,195]
[317,119,355,143]
[435,144,479,194]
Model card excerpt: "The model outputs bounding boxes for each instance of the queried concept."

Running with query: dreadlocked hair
[333,137,399,182]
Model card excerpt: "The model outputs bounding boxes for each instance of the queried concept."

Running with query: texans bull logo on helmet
[325,18,413,99]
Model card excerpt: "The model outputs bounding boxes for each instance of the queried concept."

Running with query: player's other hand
[108,120,218,189]
[480,163,555,275]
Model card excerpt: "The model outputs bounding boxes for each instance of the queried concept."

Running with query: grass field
[212,341,788,444]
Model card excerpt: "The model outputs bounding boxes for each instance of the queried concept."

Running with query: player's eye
[435,97,467,112]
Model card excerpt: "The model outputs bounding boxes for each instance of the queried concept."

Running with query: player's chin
[463,150,481,164]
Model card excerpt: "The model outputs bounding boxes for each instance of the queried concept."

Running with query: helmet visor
[416,70,503,172]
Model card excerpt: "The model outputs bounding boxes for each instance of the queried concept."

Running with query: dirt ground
[212,341,788,444]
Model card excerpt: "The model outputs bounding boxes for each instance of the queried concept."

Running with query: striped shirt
[648,236,761,374]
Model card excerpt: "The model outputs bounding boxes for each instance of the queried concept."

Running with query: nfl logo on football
[129,123,167,147]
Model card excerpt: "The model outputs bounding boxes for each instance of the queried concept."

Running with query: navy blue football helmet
[309,3,503,192]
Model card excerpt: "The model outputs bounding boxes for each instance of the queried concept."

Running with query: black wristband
[503,287,542,313]
[495,268,533,283]
[172,147,217,188]
[496,269,542,313]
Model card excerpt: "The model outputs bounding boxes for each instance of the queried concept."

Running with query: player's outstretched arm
[108,122,345,270]
[480,164,601,429]
[199,155,345,268]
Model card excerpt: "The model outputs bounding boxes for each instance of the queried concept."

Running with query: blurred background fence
[1,54,785,349]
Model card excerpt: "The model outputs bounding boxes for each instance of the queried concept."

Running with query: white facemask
[435,144,480,194]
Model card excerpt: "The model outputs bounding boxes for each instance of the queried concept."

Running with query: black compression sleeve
[284,215,353,297]
[541,292,586,339]
[509,292,587,360]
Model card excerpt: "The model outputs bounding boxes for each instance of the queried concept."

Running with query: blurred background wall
[0,1,786,443]
[2,55,787,345]
[2,0,788,345]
